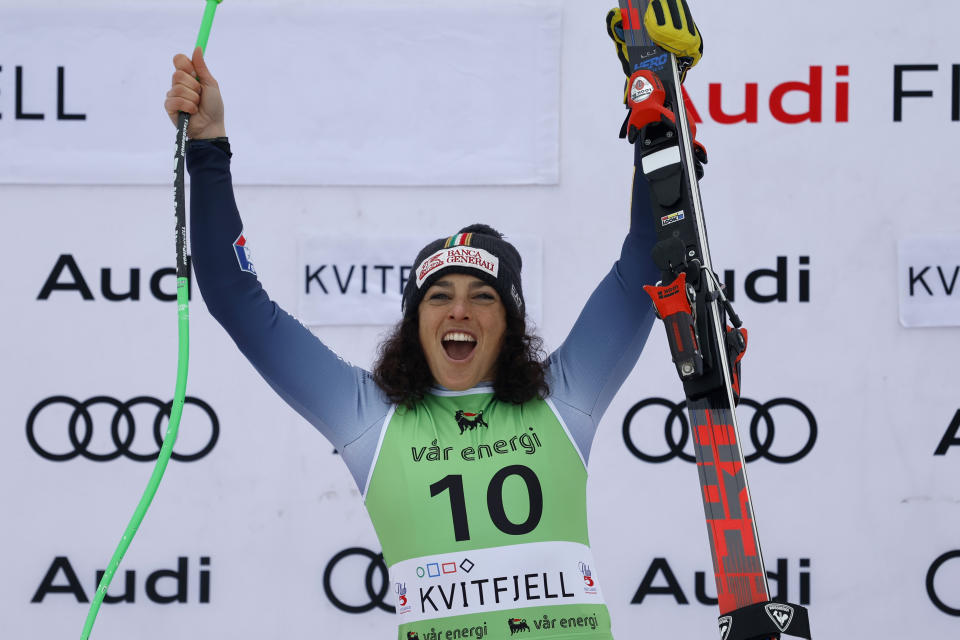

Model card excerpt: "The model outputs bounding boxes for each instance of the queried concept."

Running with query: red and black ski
[615,2,811,639]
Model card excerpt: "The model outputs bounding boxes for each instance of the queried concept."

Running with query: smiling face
[417,273,508,391]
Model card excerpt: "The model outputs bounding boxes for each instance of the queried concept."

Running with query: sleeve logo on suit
[233,232,256,275]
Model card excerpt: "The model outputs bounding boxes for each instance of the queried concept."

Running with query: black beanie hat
[402,224,524,318]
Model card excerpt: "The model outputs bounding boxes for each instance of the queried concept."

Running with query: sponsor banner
[389,541,603,622]
[31,555,213,605]
[297,235,542,326]
[25,395,219,463]
[0,3,560,186]
[622,396,817,464]
[400,604,608,639]
[35,253,193,303]
[898,236,960,327]
[628,556,811,607]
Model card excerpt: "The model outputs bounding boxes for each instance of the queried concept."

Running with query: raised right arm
[168,48,391,488]
[187,140,391,452]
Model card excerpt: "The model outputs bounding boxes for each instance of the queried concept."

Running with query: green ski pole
[79,2,223,638]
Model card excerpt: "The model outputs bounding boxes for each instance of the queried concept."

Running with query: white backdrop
[0,3,562,185]
[2,0,959,639]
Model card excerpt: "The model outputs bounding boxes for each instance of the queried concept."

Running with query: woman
[164,5,702,638]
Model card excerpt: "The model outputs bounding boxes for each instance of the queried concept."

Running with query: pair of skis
[617,2,811,639]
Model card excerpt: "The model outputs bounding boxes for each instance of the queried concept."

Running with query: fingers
[164,97,196,118]
[165,83,201,115]
[643,0,702,67]
[170,49,215,91]
[166,48,226,136]
[191,46,218,87]
[171,69,201,95]
[605,8,631,77]
[172,52,195,76]
[664,0,683,30]
[678,0,698,36]
[166,63,202,122]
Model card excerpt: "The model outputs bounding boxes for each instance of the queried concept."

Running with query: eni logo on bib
[507,618,530,634]
[454,410,489,434]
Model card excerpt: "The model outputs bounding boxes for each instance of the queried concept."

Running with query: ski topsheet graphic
[615,2,812,638]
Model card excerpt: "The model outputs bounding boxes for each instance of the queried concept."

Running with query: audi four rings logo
[323,547,394,614]
[26,396,219,462]
[622,397,817,463]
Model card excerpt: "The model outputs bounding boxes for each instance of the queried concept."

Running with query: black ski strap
[719,600,812,640]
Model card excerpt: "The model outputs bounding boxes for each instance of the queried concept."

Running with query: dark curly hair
[372,311,549,408]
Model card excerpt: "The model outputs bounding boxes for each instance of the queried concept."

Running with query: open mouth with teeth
[442,331,477,361]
